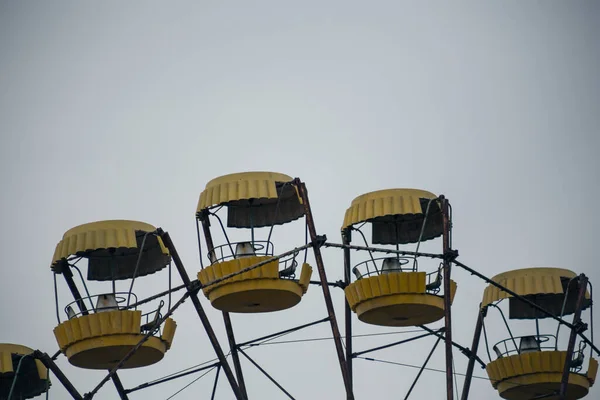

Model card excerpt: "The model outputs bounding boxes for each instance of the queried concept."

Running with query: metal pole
[238,349,295,400]
[211,366,221,400]
[237,317,330,347]
[124,362,220,393]
[199,214,249,400]
[323,242,444,260]
[352,329,443,358]
[60,263,88,316]
[417,325,486,368]
[460,305,486,400]
[342,228,353,390]
[559,274,588,399]
[441,196,454,400]
[294,179,354,400]
[110,374,129,400]
[404,335,443,400]
[158,230,245,400]
[33,350,83,400]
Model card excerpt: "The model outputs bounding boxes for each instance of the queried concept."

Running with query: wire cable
[356,356,489,381]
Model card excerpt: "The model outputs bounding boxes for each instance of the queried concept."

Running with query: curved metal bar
[492,334,557,358]
[209,210,235,262]
[195,219,205,270]
[352,256,411,278]
[126,231,151,307]
[303,219,309,264]
[352,226,379,275]
[555,276,577,350]
[54,272,61,325]
[266,181,291,246]
[168,262,172,311]
[8,354,31,400]
[71,264,96,312]
[412,197,435,270]
[64,292,139,319]
[482,316,492,362]
[589,281,594,361]
[488,303,519,355]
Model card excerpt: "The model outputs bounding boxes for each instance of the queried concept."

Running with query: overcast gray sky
[1,1,599,399]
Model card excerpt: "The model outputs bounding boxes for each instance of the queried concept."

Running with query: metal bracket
[443,249,459,263]
[313,234,327,248]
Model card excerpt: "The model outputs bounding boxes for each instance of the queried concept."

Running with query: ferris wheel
[1,171,596,400]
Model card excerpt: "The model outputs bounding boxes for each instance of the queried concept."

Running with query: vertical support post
[294,179,354,400]
[158,230,245,400]
[441,196,454,400]
[342,228,353,391]
[460,305,486,400]
[559,274,588,399]
[60,263,88,316]
[199,213,249,400]
[33,350,83,400]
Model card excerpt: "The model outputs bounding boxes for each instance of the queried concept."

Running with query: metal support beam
[223,312,248,399]
[441,196,454,400]
[559,274,589,399]
[110,374,129,400]
[237,317,330,348]
[323,241,444,260]
[404,335,443,400]
[238,349,295,400]
[199,214,248,400]
[124,362,220,393]
[460,305,486,400]
[342,228,353,391]
[211,366,221,400]
[60,263,88,316]
[33,350,83,400]
[352,329,443,358]
[158,229,245,400]
[417,325,486,368]
[294,179,354,400]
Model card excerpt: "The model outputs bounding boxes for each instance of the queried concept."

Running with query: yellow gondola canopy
[51,220,170,281]
[342,189,443,245]
[0,343,49,400]
[196,171,304,228]
[481,267,591,319]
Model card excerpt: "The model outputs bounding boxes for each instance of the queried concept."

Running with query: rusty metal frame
[460,305,487,400]
[340,194,456,400]
[293,178,354,400]
[197,211,248,399]
[158,229,245,400]
[193,178,354,399]
[441,196,455,400]
[32,350,83,400]
[559,274,589,399]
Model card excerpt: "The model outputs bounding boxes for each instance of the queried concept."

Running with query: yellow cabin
[50,220,177,370]
[482,267,596,400]
[0,344,49,400]
[342,189,457,327]
[196,172,312,313]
